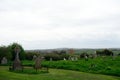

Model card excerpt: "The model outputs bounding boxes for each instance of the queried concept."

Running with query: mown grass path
[0,66,120,80]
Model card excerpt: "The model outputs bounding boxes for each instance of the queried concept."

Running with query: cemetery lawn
[0,66,120,80]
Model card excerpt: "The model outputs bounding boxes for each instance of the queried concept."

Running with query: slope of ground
[0,66,120,80]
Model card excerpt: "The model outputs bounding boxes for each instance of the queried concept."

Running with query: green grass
[21,56,120,76]
[9,67,48,74]
[41,56,120,76]
[0,66,120,80]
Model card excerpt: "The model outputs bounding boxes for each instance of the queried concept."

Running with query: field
[21,56,120,76]
[0,66,120,80]
[0,56,120,80]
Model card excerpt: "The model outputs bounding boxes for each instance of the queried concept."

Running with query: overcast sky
[0,0,120,50]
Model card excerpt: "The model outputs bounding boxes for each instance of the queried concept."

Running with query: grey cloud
[0,0,120,49]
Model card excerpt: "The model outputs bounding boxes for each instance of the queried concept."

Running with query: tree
[8,43,25,60]
[25,52,38,60]
[96,49,113,56]
[0,46,12,61]
[103,49,113,56]
[80,52,89,58]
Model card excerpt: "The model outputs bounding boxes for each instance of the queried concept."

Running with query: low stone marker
[1,57,7,64]
[33,55,37,61]
[50,58,52,61]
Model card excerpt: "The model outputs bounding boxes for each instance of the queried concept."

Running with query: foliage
[0,43,25,61]
[25,52,38,60]
[0,46,12,61]
[80,52,89,58]
[42,56,120,76]
[8,43,25,60]
[44,53,61,60]
[118,53,120,56]
[17,56,120,77]
[96,49,113,56]
[44,52,69,61]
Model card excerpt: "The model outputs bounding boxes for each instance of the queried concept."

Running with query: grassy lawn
[42,60,120,76]
[21,56,120,76]
[0,66,120,80]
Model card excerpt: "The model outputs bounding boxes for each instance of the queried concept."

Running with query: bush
[0,46,12,61]
[44,53,60,61]
[80,52,89,58]
[44,53,69,61]
[8,43,25,60]
[25,52,38,60]
[96,49,113,56]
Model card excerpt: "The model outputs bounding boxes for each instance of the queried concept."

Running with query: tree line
[0,43,119,62]
[0,43,25,61]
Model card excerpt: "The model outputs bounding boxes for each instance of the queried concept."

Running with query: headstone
[69,56,73,61]
[68,56,71,60]
[1,57,7,64]
[93,54,97,58]
[12,46,22,70]
[71,57,74,61]
[75,57,78,61]
[85,55,88,61]
[50,58,52,61]
[112,53,116,60]
[34,56,44,71]
[33,55,37,61]
[63,58,66,61]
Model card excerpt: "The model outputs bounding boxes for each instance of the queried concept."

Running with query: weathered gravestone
[1,57,7,64]
[12,46,23,70]
[50,58,52,61]
[85,55,88,61]
[63,58,66,61]
[75,57,78,61]
[33,55,37,61]
[34,56,44,71]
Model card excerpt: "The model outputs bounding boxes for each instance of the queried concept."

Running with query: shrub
[8,43,25,60]
[80,52,89,58]
[25,52,38,60]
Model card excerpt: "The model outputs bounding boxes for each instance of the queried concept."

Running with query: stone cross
[12,46,22,70]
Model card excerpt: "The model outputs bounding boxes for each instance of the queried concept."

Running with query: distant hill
[25,48,120,54]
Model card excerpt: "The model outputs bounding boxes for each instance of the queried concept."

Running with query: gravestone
[33,55,37,61]
[112,53,116,60]
[34,56,44,71]
[71,57,74,61]
[63,58,66,60]
[68,56,71,60]
[50,58,52,61]
[12,46,22,70]
[1,57,7,64]
[85,55,88,61]
[75,57,78,61]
